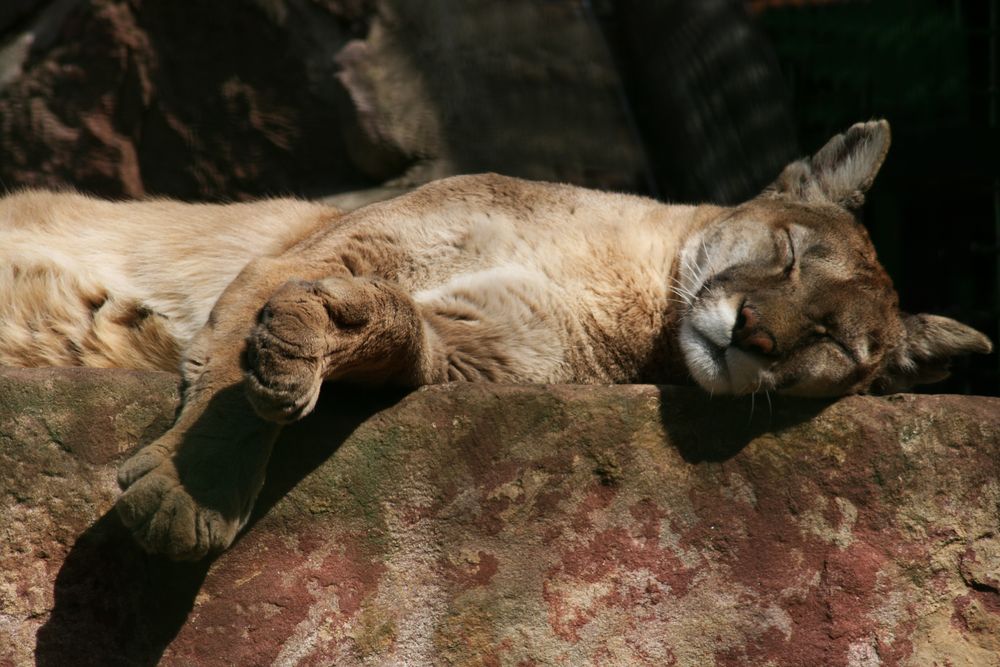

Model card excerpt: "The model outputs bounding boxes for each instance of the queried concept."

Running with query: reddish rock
[0,368,180,667]
[0,0,370,200]
[0,0,646,202]
[0,2,796,208]
[2,369,999,666]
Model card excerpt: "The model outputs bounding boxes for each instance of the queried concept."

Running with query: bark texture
[2,368,998,666]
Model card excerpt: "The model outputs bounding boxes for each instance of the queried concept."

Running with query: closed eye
[782,229,796,276]
[813,332,858,364]
[803,321,857,363]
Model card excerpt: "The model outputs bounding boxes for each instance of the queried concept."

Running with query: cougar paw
[115,461,239,560]
[244,280,332,423]
[245,332,323,423]
[117,441,170,490]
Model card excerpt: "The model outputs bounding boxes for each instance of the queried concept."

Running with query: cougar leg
[115,254,349,559]
[245,275,434,423]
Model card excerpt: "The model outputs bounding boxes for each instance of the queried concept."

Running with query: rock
[0,0,81,91]
[0,0,647,201]
[0,0,46,35]
[334,0,645,189]
[0,2,798,204]
[0,368,179,667]
[2,368,999,666]
[601,0,799,203]
[0,0,370,200]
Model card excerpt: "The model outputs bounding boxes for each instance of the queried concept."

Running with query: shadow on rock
[34,510,211,667]
[241,383,411,534]
[657,385,831,462]
[35,382,409,665]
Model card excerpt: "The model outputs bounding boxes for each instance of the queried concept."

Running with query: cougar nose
[732,304,776,355]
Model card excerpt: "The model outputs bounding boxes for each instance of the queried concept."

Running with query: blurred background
[0,0,996,394]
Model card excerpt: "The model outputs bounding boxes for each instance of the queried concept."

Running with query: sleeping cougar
[0,120,991,559]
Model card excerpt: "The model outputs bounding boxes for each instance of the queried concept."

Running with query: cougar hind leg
[116,254,343,559]
[245,275,431,423]
[0,258,182,371]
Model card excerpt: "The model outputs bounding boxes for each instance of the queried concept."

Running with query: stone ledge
[2,368,999,666]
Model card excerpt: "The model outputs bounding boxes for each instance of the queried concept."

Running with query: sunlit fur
[1,122,991,400]
[0,191,333,370]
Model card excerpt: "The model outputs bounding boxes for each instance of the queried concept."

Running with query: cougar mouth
[678,294,770,395]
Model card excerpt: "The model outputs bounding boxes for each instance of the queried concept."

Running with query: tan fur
[0,120,991,558]
[0,190,334,370]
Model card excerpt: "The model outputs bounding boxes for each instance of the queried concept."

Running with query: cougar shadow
[34,382,407,667]
[656,385,832,462]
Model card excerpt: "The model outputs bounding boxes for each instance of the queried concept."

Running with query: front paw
[244,280,329,423]
[115,459,241,560]
[244,339,323,423]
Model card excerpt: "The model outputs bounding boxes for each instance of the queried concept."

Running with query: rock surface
[0,0,646,200]
[2,367,999,666]
[0,1,794,204]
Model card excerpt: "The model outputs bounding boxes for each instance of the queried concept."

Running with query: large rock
[0,0,371,199]
[0,0,647,201]
[0,1,796,204]
[2,368,998,666]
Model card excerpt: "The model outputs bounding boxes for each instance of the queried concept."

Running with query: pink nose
[733,305,775,355]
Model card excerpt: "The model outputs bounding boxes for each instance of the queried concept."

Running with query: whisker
[679,261,696,280]
[699,236,720,274]
[680,253,711,299]
[695,236,723,291]
[669,285,696,303]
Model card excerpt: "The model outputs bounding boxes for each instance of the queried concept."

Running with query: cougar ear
[765,119,891,210]
[874,314,993,393]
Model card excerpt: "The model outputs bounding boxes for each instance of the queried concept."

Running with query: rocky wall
[2,368,998,666]
[0,1,794,203]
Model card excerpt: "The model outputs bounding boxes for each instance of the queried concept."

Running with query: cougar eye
[781,229,796,276]
[818,333,857,364]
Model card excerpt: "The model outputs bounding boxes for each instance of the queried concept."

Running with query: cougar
[0,120,991,558]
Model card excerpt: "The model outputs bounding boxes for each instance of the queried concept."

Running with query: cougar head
[676,120,992,397]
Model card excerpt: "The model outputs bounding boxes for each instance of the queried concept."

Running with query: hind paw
[115,458,241,560]
[117,441,171,490]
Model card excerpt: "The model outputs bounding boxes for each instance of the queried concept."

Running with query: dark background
[598,0,998,395]
[752,0,999,396]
